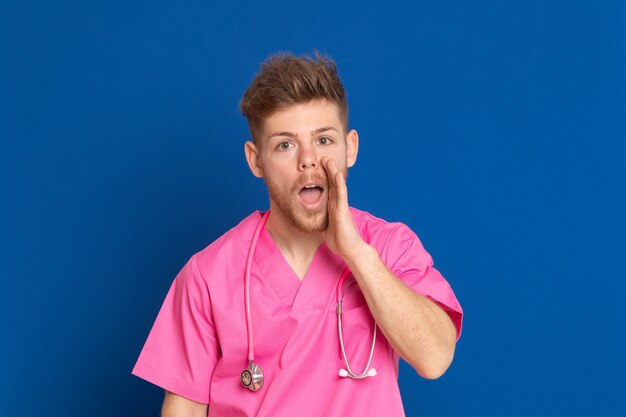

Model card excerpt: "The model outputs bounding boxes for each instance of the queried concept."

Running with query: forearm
[343,243,457,379]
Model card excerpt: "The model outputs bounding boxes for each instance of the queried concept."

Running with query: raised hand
[321,156,367,261]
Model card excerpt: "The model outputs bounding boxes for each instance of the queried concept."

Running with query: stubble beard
[264,176,329,234]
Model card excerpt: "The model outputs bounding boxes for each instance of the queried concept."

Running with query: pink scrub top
[133,208,463,416]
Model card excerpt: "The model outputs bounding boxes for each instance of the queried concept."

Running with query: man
[133,52,463,417]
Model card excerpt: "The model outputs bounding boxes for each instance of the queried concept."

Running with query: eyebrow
[267,126,339,140]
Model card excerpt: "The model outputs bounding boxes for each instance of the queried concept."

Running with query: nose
[298,145,319,171]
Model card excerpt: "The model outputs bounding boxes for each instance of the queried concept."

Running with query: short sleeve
[383,224,463,340]
[132,255,219,404]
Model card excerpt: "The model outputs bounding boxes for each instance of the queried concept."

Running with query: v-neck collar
[253,225,345,311]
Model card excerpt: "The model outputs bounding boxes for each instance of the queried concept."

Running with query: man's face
[246,99,358,233]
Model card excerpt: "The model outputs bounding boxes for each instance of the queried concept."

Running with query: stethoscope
[240,210,378,391]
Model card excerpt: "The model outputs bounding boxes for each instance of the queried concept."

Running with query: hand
[321,156,367,261]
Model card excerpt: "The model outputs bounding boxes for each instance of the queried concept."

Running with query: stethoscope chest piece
[241,361,264,391]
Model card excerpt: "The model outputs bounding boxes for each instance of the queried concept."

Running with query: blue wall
[1,1,624,416]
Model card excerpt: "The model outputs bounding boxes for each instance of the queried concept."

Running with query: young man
[133,52,463,417]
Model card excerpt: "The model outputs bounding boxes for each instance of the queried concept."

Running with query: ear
[244,141,264,178]
[346,129,359,168]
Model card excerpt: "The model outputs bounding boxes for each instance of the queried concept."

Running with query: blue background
[1,1,625,416]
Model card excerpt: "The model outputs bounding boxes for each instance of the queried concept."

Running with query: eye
[276,141,294,151]
[317,136,333,145]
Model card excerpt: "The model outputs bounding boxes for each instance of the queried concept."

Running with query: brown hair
[240,51,348,143]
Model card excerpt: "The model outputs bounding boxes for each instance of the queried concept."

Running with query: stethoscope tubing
[244,210,271,362]
[337,269,378,378]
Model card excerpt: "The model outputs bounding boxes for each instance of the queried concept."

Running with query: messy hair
[240,51,348,143]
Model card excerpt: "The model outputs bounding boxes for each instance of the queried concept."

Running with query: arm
[162,391,208,417]
[322,157,457,379]
[343,243,457,379]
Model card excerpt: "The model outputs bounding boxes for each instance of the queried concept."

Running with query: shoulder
[190,211,265,282]
[349,206,421,248]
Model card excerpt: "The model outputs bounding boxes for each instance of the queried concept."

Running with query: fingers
[335,170,348,202]
[321,156,337,189]
[321,157,348,206]
[321,156,335,184]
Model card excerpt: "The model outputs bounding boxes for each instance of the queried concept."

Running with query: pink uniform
[133,208,463,416]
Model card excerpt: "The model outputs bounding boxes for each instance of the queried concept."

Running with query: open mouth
[298,184,325,207]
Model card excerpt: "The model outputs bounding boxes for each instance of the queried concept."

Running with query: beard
[264,173,329,234]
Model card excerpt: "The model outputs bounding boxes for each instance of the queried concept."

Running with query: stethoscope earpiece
[339,368,377,378]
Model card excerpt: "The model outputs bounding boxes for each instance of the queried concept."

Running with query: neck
[265,206,325,265]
